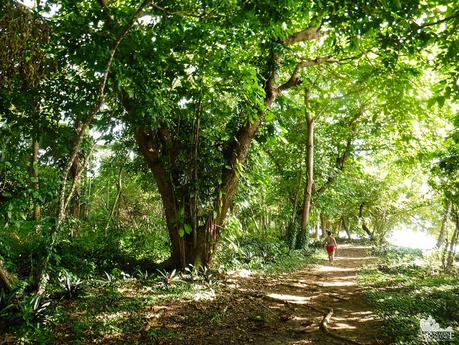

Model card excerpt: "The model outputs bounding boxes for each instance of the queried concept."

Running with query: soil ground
[129,244,385,344]
[3,244,386,344]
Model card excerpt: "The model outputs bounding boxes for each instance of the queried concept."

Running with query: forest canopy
[0,0,458,292]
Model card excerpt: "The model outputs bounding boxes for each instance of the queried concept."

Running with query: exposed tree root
[320,308,363,345]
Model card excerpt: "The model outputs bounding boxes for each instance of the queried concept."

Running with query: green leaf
[178,227,185,238]
[184,223,192,235]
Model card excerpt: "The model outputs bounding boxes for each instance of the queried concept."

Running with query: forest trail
[149,244,385,345]
[48,245,385,345]
[254,244,384,345]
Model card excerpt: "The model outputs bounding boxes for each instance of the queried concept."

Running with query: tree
[2,0,457,274]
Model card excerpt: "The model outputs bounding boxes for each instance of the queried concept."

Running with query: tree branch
[278,57,338,92]
[57,0,151,227]
[282,26,321,46]
[149,2,213,18]
[419,11,459,28]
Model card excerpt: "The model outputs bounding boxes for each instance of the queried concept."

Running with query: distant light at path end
[388,228,436,250]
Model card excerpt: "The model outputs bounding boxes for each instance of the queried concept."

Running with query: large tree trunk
[134,129,182,267]
[129,26,326,269]
[436,201,451,248]
[296,88,313,249]
[130,72,280,269]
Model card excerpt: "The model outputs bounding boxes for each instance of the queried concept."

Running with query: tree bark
[134,129,182,267]
[296,88,313,248]
[29,138,40,222]
[128,25,329,269]
[436,201,451,248]
[446,207,459,269]
[0,261,14,292]
[320,213,327,237]
[359,203,374,241]
[70,119,82,219]
[105,163,124,234]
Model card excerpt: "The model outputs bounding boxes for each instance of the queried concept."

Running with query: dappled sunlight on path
[56,244,384,344]
[257,244,384,345]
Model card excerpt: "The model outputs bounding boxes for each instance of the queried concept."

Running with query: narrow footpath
[49,245,385,344]
[153,244,385,345]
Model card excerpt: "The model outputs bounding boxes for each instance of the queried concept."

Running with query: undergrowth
[359,245,459,345]
[1,230,320,344]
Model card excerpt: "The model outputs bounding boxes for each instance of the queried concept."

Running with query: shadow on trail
[49,245,385,345]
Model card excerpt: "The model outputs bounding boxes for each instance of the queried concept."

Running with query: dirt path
[45,244,384,345]
[150,244,385,345]
[253,244,384,345]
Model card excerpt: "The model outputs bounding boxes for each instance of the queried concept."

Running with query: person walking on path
[324,231,338,263]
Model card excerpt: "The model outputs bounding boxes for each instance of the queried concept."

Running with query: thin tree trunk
[301,88,314,229]
[81,166,91,220]
[70,118,82,236]
[297,88,313,248]
[446,208,459,269]
[359,203,374,241]
[56,0,151,228]
[291,171,303,224]
[436,201,451,248]
[29,138,40,222]
[320,213,327,237]
[190,77,202,250]
[315,107,364,197]
[342,217,351,240]
[105,164,124,235]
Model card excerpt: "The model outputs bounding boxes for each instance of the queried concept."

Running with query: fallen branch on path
[320,308,362,345]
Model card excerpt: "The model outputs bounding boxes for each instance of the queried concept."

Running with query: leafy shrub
[0,288,16,319]
[19,295,50,325]
[57,270,83,299]
[157,269,180,289]
[285,221,300,250]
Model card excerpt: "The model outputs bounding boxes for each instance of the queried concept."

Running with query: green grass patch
[359,246,459,345]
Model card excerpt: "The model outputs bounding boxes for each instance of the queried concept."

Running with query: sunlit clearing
[95,311,129,322]
[388,228,436,250]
